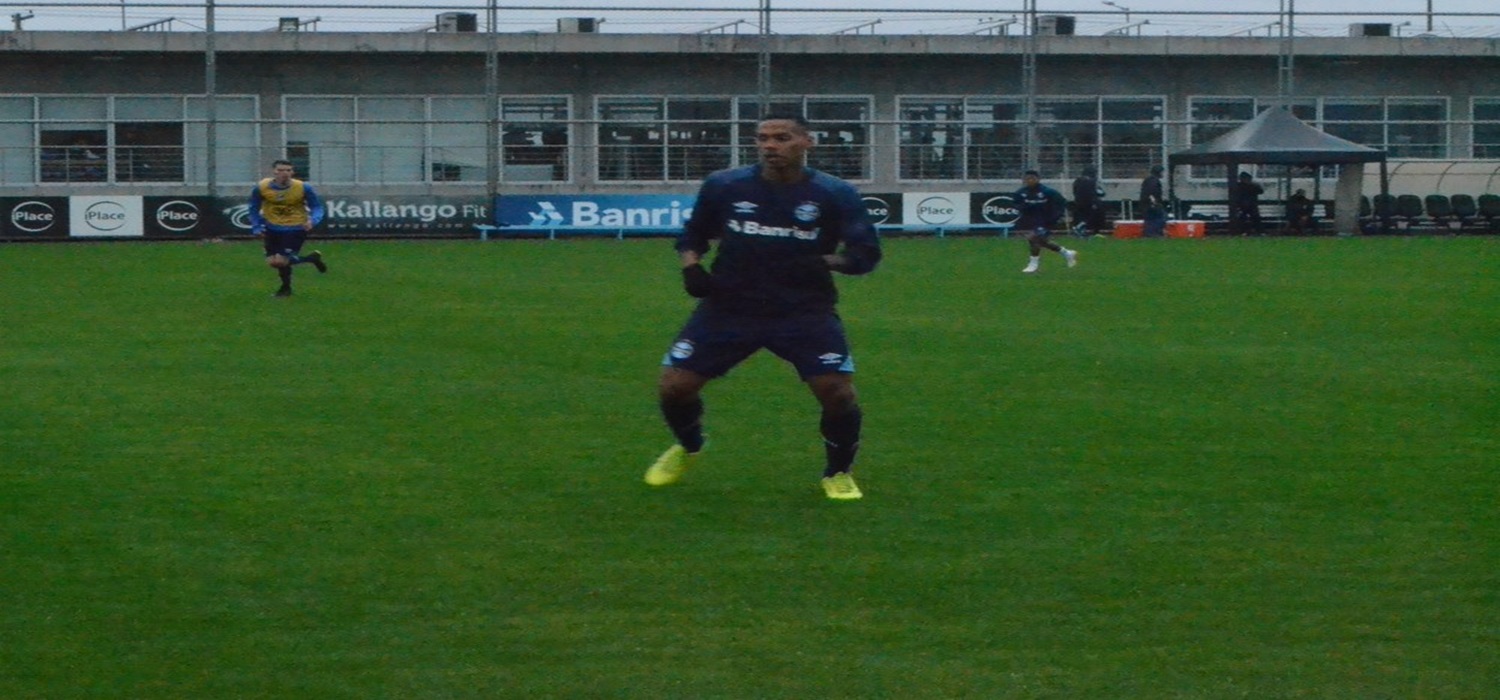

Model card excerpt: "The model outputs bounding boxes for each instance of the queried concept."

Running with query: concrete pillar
[1333,163,1363,235]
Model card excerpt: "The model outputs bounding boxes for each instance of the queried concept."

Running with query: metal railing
[3,2,1497,37]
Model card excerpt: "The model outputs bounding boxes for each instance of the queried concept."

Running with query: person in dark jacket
[1140,164,1167,238]
[1014,169,1078,273]
[1285,188,1315,235]
[1230,171,1265,235]
[1071,165,1108,236]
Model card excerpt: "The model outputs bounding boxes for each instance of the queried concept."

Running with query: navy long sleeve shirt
[677,164,881,316]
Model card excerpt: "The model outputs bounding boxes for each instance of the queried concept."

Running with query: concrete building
[2,23,1499,236]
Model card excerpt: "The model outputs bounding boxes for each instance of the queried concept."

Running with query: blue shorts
[662,305,855,380]
[263,230,308,257]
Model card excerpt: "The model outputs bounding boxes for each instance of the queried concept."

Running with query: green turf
[2,235,1496,698]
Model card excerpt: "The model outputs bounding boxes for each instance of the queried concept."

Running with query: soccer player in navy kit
[1014,169,1077,273]
[249,159,327,297]
[644,114,882,500]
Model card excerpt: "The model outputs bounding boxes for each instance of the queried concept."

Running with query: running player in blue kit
[644,114,883,500]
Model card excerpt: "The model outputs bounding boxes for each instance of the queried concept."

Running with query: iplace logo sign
[11,200,59,234]
[975,193,1022,226]
[70,196,145,237]
[145,197,220,237]
[155,200,201,232]
[1,198,69,238]
[861,194,902,225]
[903,192,970,227]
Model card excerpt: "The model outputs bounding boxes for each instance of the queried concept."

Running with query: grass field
[1,235,1496,698]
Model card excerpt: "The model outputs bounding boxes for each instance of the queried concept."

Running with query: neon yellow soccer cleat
[821,472,863,500]
[644,444,698,486]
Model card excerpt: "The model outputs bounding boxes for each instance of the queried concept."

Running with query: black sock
[277,267,292,289]
[660,397,705,453]
[821,406,862,477]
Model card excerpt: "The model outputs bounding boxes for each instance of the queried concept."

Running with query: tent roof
[1168,107,1386,166]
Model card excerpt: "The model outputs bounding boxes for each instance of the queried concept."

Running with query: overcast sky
[17,1,1500,36]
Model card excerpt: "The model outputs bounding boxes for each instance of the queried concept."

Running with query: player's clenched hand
[681,263,715,298]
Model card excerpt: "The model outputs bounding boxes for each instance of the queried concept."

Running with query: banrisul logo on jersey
[494,195,694,236]
[1,198,69,239]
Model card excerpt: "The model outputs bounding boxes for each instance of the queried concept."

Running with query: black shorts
[263,230,308,257]
[661,305,855,380]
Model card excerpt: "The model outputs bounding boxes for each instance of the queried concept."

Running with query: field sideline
[1,236,1496,698]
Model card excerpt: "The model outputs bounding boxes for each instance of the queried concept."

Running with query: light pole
[1101,1,1130,25]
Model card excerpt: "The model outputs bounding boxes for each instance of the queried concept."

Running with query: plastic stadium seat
[1478,194,1500,233]
[1424,194,1456,230]
[1370,194,1397,232]
[1394,194,1425,230]
[1450,194,1478,230]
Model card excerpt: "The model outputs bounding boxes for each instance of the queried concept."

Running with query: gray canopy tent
[1167,107,1388,234]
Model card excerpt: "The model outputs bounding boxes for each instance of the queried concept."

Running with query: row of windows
[4,94,1500,185]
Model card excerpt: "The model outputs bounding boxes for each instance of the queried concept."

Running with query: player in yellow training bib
[249,159,328,297]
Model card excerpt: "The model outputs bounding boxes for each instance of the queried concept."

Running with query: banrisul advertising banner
[972,192,1021,228]
[494,194,693,236]
[323,196,490,236]
[861,193,902,226]
[1,197,69,239]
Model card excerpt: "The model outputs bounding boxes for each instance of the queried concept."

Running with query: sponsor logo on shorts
[819,352,845,365]
[669,340,695,360]
[733,201,758,214]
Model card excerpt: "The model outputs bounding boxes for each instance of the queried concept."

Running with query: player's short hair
[272,159,294,169]
[759,112,810,132]
[1023,169,1041,177]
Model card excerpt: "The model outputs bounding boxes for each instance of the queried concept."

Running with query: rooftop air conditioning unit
[436,12,478,33]
[557,17,599,33]
[1034,14,1076,36]
[277,17,300,32]
[1349,23,1392,37]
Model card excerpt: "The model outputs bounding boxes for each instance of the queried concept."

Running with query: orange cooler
[1166,220,1205,238]
[1112,220,1143,239]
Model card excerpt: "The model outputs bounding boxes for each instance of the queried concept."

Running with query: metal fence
[7,2,1500,37]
